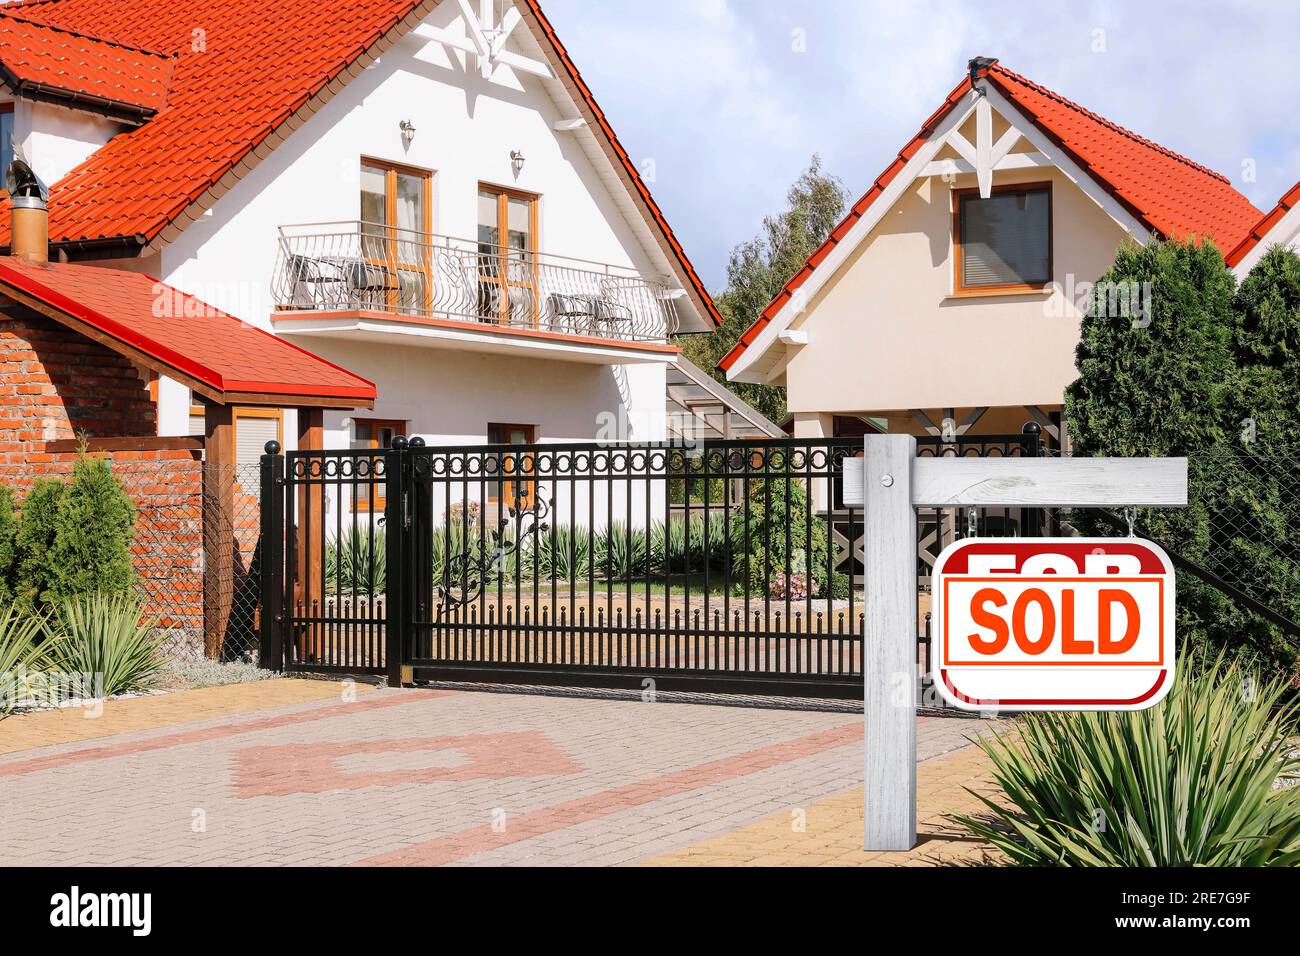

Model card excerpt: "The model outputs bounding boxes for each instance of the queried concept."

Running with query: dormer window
[953,183,1052,293]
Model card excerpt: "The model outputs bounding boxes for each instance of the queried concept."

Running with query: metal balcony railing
[272,221,681,344]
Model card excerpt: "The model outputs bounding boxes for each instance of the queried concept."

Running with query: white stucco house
[719,57,1268,451]
[0,0,724,476]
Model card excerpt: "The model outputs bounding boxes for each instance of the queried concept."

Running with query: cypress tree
[48,453,137,601]
[0,483,16,605]
[14,477,64,608]
[1064,238,1241,661]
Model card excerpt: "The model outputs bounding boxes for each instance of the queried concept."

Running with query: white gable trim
[725,85,1155,384]
[1232,202,1300,277]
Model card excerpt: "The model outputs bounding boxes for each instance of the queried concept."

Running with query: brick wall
[0,448,207,657]
[0,313,156,460]
[0,312,212,658]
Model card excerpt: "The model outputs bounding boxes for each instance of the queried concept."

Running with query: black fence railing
[258,431,1046,699]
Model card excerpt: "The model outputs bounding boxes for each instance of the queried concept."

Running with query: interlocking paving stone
[0,678,999,866]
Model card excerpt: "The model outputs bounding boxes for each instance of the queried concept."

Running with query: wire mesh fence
[119,461,263,663]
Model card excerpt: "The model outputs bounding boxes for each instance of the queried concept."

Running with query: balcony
[270,222,683,363]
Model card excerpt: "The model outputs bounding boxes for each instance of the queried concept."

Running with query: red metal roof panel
[0,256,375,403]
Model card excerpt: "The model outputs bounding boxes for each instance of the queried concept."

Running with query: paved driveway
[0,680,993,866]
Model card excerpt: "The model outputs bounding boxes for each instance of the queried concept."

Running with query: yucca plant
[324,528,386,595]
[50,594,165,697]
[594,523,648,580]
[0,605,54,713]
[954,657,1300,866]
[530,525,593,581]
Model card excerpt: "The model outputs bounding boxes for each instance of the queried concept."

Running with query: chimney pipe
[7,156,50,263]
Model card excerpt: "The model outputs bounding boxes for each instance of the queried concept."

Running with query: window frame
[951,181,1053,296]
[359,157,434,312]
[350,417,407,511]
[477,183,540,326]
[487,422,537,508]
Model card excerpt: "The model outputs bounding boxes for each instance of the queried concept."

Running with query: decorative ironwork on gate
[258,429,1046,699]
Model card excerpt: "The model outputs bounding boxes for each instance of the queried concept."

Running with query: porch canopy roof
[0,256,375,408]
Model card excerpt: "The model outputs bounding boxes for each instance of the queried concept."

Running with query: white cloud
[542,0,1297,287]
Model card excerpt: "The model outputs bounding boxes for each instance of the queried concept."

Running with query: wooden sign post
[847,435,1188,852]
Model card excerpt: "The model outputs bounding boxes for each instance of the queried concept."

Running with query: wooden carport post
[202,402,235,659]
[295,408,325,660]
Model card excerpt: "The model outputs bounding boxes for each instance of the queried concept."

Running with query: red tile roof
[1225,179,1300,269]
[0,0,438,248]
[0,0,720,326]
[0,13,173,119]
[719,60,1264,374]
[0,256,375,405]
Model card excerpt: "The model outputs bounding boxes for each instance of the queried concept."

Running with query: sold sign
[933,538,1175,711]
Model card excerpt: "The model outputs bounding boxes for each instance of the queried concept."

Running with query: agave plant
[954,656,1300,866]
[50,593,165,698]
[0,605,53,713]
[324,528,387,595]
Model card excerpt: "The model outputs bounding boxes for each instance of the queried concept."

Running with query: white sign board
[932,537,1175,711]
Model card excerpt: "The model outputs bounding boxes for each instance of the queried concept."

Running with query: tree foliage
[47,453,137,602]
[676,155,849,424]
[1065,239,1300,671]
[12,477,64,609]
[0,484,16,606]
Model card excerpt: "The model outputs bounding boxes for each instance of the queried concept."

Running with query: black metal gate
[259,431,1043,698]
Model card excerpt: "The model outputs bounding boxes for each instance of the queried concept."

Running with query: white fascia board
[725,92,980,383]
[1232,202,1300,277]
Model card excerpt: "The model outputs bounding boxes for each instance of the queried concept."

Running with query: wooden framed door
[350,418,407,511]
[477,185,538,326]
[488,423,536,509]
[360,159,433,312]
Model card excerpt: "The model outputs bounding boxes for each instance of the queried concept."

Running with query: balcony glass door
[477,185,538,327]
[360,159,432,313]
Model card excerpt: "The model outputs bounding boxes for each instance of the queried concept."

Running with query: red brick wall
[0,449,206,651]
[0,312,155,461]
[0,313,209,655]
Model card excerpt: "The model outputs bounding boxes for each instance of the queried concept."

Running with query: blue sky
[543,0,1298,291]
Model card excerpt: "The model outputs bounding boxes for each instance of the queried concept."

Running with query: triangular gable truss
[722,77,1153,384]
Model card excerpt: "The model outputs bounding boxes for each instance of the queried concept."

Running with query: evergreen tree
[14,478,64,608]
[677,155,848,424]
[1217,246,1300,668]
[1230,246,1300,456]
[48,453,137,601]
[1064,239,1250,662]
[1066,239,1236,458]
[0,483,16,605]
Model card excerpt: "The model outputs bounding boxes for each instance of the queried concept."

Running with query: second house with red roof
[720,57,1269,452]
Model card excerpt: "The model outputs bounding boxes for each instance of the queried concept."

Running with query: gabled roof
[719,60,1264,376]
[1225,179,1300,271]
[0,256,376,406]
[0,13,173,120]
[0,0,720,326]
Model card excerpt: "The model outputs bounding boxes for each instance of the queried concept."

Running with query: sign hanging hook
[1124,506,1137,538]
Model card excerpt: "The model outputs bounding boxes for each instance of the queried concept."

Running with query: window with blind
[234,412,281,470]
[954,184,1051,292]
